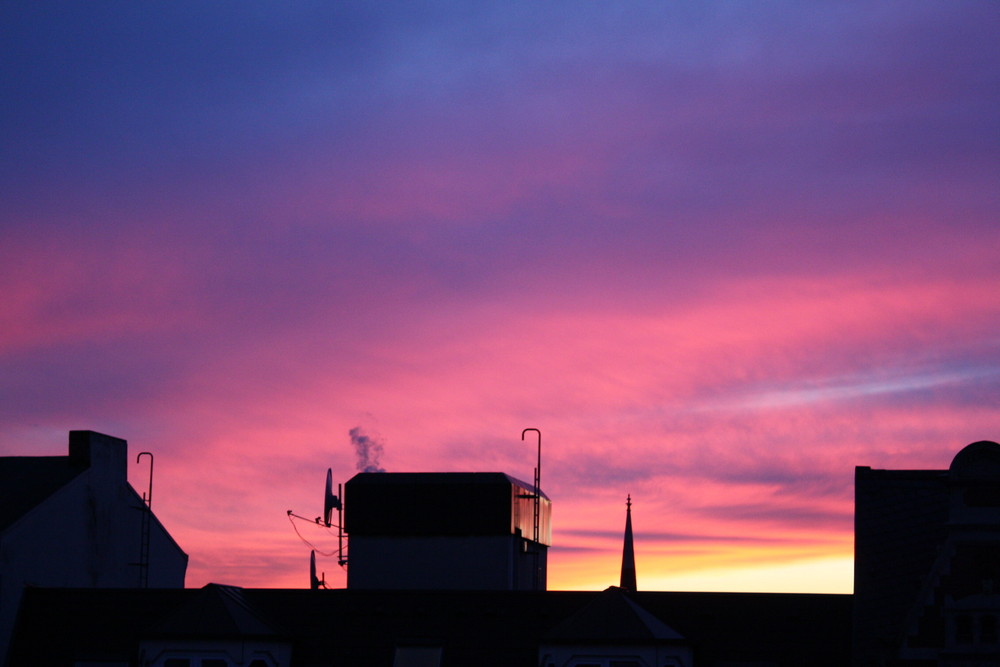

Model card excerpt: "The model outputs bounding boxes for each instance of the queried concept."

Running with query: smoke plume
[350,426,385,472]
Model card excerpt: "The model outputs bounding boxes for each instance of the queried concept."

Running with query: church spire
[620,494,637,592]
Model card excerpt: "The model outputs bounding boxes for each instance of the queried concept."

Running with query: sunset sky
[2,2,998,592]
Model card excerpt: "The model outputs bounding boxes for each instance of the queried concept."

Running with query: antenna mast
[521,428,541,543]
[337,482,346,566]
[521,428,542,590]
[287,469,346,587]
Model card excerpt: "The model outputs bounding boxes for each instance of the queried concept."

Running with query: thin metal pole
[136,452,154,588]
[137,452,153,509]
[521,428,541,543]
[521,428,542,590]
[338,483,346,567]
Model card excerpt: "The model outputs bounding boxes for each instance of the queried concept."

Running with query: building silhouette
[854,440,1000,666]
[5,438,999,666]
[0,431,187,663]
[9,585,851,666]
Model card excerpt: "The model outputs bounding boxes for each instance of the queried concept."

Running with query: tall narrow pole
[521,428,542,590]
[521,428,541,543]
[136,452,154,588]
[338,483,346,567]
[137,452,154,510]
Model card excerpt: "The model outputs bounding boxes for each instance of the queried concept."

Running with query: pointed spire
[620,494,637,592]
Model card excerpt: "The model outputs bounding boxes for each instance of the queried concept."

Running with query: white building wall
[0,431,186,664]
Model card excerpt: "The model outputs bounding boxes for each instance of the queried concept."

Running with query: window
[143,642,286,667]
[981,614,998,644]
[956,614,974,644]
[393,647,442,667]
[158,658,231,667]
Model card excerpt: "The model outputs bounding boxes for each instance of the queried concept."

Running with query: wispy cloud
[697,365,1000,413]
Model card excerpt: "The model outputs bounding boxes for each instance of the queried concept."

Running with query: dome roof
[949,440,1000,480]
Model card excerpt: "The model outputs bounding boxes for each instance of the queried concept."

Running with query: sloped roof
[0,456,86,531]
[147,584,279,638]
[544,586,684,643]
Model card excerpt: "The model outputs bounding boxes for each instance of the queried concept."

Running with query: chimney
[69,430,127,487]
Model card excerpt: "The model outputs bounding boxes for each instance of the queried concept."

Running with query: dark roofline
[855,466,947,480]
[8,586,853,667]
[0,456,88,532]
[347,471,550,500]
[124,483,189,564]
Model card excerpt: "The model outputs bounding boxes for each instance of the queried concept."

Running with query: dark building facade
[854,440,1000,666]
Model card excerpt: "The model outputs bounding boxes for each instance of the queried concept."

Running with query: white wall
[0,432,187,664]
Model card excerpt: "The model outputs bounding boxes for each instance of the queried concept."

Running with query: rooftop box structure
[344,472,551,591]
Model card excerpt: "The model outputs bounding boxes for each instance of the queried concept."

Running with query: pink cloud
[138,267,994,588]
[2,2,996,593]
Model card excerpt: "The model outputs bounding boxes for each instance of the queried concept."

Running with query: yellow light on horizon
[549,555,854,594]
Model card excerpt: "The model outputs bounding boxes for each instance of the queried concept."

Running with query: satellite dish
[310,550,321,590]
[323,468,340,527]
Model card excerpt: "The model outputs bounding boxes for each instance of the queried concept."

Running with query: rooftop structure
[344,472,551,590]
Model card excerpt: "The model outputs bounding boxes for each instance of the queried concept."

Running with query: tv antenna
[521,428,542,590]
[310,550,326,589]
[287,468,347,586]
